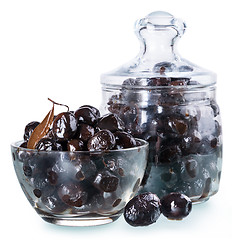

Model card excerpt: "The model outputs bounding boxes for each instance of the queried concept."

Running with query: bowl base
[40,213,122,227]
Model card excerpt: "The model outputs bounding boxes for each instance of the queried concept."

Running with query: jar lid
[101,11,216,88]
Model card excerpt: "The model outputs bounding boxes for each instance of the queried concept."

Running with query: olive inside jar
[100,11,222,203]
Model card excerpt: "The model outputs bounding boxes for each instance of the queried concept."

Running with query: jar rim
[101,70,217,89]
[101,82,216,91]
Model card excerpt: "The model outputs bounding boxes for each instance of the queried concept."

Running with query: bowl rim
[11,138,149,154]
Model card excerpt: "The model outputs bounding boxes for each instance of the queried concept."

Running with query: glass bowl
[11,139,148,226]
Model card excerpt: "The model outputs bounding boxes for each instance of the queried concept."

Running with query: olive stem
[48,98,70,112]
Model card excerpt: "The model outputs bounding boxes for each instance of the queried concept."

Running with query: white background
[0,0,231,239]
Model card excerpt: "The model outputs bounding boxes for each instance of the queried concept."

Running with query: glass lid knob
[136,11,186,36]
[134,11,186,65]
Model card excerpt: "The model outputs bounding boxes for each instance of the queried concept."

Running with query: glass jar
[100,11,222,203]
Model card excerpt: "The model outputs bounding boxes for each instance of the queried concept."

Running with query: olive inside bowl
[11,139,148,226]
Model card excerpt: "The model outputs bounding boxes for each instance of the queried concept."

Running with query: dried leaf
[27,104,54,149]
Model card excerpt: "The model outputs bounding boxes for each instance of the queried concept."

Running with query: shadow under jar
[11,139,148,226]
[100,11,222,203]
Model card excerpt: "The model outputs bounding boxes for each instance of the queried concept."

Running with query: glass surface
[11,139,148,226]
[100,11,222,203]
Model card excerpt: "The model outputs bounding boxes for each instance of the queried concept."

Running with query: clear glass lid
[101,11,216,88]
